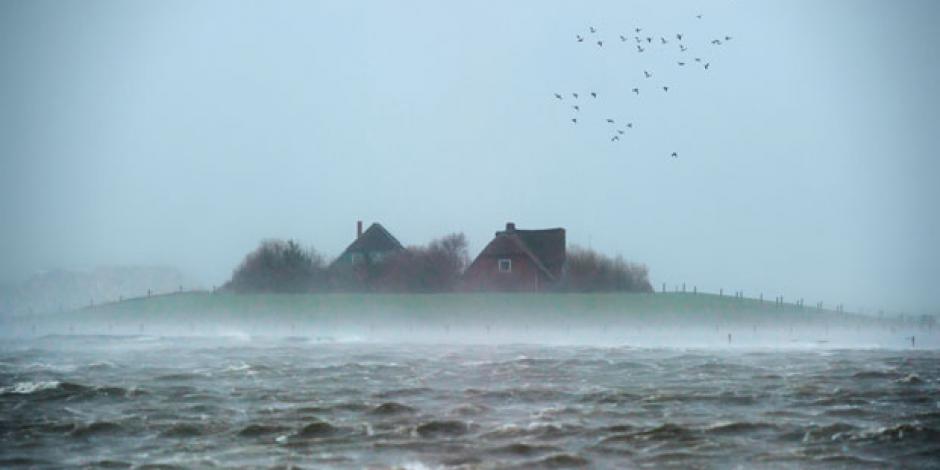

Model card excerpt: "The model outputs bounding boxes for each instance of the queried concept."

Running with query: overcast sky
[1,1,938,314]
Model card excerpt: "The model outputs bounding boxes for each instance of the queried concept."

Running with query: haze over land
[1,0,939,315]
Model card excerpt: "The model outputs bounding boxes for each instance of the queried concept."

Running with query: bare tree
[374,233,469,292]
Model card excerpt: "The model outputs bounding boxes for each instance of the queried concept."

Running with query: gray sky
[2,1,938,314]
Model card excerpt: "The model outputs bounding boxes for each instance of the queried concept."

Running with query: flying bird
[671,151,679,158]
[646,37,652,43]
[572,105,580,111]
[696,14,702,19]
[620,35,627,42]
[635,27,642,33]
[554,93,562,99]
[712,39,723,45]
[589,26,596,33]
[724,36,733,41]
[704,62,710,70]
[590,92,597,98]
[626,123,633,128]
[644,70,652,78]
[676,33,683,40]
[576,35,584,42]
[694,57,702,62]
[611,135,620,142]
[606,118,615,123]
[660,37,668,44]
[634,36,642,43]
[663,86,669,92]
[572,92,579,99]
[680,45,688,52]
[617,129,625,135]
[632,88,640,95]
[678,61,686,66]
[637,45,645,53]
[597,40,603,47]
[571,118,578,124]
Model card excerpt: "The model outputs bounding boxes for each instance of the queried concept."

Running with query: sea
[1,335,938,469]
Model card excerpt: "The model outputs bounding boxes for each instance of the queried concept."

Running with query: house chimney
[506,222,516,232]
[357,220,363,239]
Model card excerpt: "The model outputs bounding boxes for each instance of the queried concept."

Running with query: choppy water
[1,336,938,469]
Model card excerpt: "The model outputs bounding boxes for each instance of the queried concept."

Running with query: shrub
[226,239,327,293]
[373,233,469,292]
[563,245,652,292]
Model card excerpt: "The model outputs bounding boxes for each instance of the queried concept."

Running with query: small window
[498,258,511,273]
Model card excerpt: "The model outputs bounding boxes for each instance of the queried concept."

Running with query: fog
[1,0,939,316]
[3,303,936,351]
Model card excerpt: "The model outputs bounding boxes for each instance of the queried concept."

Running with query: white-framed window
[498,258,512,273]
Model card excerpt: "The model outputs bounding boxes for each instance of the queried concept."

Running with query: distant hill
[0,266,198,316]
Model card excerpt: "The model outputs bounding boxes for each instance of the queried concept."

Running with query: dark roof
[495,226,566,278]
[475,233,557,280]
[338,223,403,256]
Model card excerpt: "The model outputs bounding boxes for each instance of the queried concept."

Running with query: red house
[462,222,566,292]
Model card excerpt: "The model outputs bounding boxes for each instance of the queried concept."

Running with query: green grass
[61,291,863,327]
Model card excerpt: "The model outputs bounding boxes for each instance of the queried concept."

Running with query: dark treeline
[225,240,327,293]
[330,233,470,293]
[562,245,653,293]
[224,234,470,294]
[224,235,651,294]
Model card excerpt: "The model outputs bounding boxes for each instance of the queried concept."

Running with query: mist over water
[1,335,938,469]
[2,307,939,468]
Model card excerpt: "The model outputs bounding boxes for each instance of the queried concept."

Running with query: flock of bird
[554,14,734,159]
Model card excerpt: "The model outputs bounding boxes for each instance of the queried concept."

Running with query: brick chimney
[357,220,363,239]
[506,222,516,232]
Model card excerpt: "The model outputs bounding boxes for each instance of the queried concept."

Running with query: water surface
[1,336,938,468]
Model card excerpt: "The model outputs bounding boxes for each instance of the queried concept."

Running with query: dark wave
[0,381,143,402]
[71,421,124,438]
[372,387,432,399]
[450,402,490,416]
[0,458,54,467]
[464,387,568,402]
[416,420,469,438]
[482,423,585,441]
[369,402,416,415]
[490,442,560,457]
[705,421,781,435]
[604,423,700,444]
[852,370,901,380]
[298,420,339,438]
[159,423,208,438]
[531,453,590,467]
[238,423,290,437]
[84,460,133,468]
[782,422,858,442]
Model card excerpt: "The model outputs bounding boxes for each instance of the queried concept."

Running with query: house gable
[331,222,404,268]
[462,222,566,291]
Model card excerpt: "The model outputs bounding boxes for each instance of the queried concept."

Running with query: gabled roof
[341,223,403,255]
[479,233,557,281]
[494,226,566,278]
[465,224,566,283]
